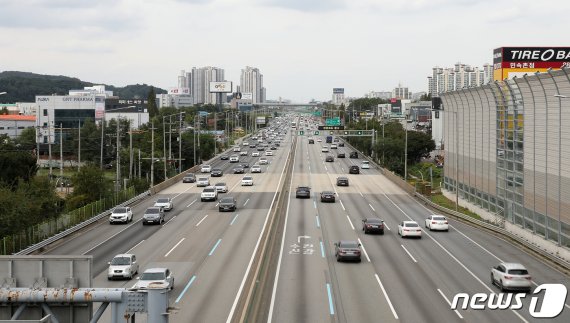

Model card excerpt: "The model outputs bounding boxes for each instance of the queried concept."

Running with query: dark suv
[336,177,349,186]
[308,139,315,144]
[349,151,358,158]
[219,196,237,212]
[337,152,345,158]
[325,155,334,162]
[295,186,311,198]
[349,165,360,174]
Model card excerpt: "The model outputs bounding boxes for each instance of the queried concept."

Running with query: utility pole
[129,122,133,180]
[78,119,81,171]
[116,119,121,193]
[100,119,105,169]
[59,123,63,178]
[169,115,172,163]
[214,112,218,155]
[163,117,167,180]
[138,149,141,179]
[193,116,196,166]
[179,111,183,173]
[197,115,201,164]
[48,121,53,177]
[151,121,155,187]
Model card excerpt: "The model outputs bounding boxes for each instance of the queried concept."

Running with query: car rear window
[198,177,208,181]
[406,222,419,227]
[111,257,130,265]
[367,218,383,224]
[157,198,169,203]
[341,241,359,248]
[221,198,234,203]
[433,216,446,221]
[508,269,529,275]
[114,207,127,213]
[146,208,159,214]
[243,177,252,180]
[216,183,226,186]
[140,272,165,280]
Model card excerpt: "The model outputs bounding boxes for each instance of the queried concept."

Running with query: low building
[0,115,35,138]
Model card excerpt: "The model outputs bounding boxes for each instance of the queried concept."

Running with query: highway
[41,118,570,323]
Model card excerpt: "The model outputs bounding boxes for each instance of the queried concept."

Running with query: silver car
[491,262,532,292]
[142,207,165,225]
[134,268,174,290]
[107,254,139,280]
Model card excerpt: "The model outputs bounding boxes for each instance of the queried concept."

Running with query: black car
[219,196,237,212]
[320,191,336,202]
[295,186,311,198]
[239,163,250,169]
[308,139,315,144]
[363,218,385,234]
[325,155,334,162]
[349,165,360,174]
[182,174,196,183]
[334,240,362,262]
[336,177,349,186]
[233,167,245,174]
[349,151,358,158]
[337,153,345,158]
[338,142,345,147]
[221,155,229,160]
[211,168,223,177]
[270,146,277,150]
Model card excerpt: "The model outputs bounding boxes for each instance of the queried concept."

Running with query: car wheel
[380,230,384,235]
[491,274,495,286]
[142,222,146,226]
[336,256,341,262]
[499,280,505,292]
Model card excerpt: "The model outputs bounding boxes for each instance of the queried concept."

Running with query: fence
[2,187,137,255]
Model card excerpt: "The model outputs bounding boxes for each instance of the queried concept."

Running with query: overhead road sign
[325,117,341,126]
[318,125,344,130]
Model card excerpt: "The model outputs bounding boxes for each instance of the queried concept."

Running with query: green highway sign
[325,117,341,126]
[299,130,304,135]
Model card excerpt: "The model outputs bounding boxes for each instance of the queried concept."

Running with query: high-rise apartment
[392,84,411,100]
[427,63,492,97]
[240,66,265,104]
[191,66,225,105]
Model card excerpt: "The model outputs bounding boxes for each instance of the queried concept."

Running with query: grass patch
[430,194,482,221]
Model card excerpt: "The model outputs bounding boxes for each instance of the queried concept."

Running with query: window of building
[43,109,48,116]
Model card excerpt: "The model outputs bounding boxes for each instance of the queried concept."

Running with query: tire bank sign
[493,47,570,81]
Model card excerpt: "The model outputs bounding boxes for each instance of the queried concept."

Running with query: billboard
[169,87,190,95]
[333,88,344,94]
[493,47,570,81]
[209,81,233,93]
[256,116,266,125]
[242,92,253,100]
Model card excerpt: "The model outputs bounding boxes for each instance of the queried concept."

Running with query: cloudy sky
[1,0,569,102]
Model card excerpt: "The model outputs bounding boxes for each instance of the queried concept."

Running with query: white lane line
[375,274,399,320]
[359,191,364,197]
[316,215,320,228]
[163,215,176,226]
[83,218,142,255]
[339,200,346,211]
[437,288,463,319]
[313,200,317,209]
[195,215,208,227]
[324,165,328,171]
[384,223,391,231]
[186,199,197,208]
[369,203,375,211]
[243,198,250,206]
[383,193,529,323]
[172,184,195,200]
[346,215,355,230]
[401,244,418,263]
[357,238,371,262]
[165,238,185,257]
[126,240,145,254]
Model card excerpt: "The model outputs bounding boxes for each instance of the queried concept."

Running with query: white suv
[259,157,268,165]
[109,207,133,224]
[154,197,173,211]
[230,155,239,163]
[107,254,138,280]
[201,186,218,201]
[201,164,211,173]
[251,165,261,173]
[196,177,210,187]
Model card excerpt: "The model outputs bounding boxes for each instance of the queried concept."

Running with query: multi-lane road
[42,123,569,323]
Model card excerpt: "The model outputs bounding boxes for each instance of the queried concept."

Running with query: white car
[134,268,174,290]
[252,151,260,157]
[425,215,449,231]
[398,221,422,238]
[154,197,173,211]
[265,150,273,156]
[240,151,248,156]
[201,164,211,173]
[259,157,268,165]
[214,182,228,193]
[108,254,138,280]
[361,161,370,169]
[251,165,262,173]
[233,146,241,152]
[230,155,239,163]
[321,146,329,153]
[241,176,254,186]
[331,144,338,149]
[201,186,218,201]
[317,138,322,142]
[491,262,532,292]
[196,177,210,187]
[243,142,249,146]
[109,206,133,224]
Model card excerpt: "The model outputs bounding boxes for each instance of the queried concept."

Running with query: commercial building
[428,63,493,97]
[392,84,412,100]
[441,68,570,249]
[332,88,345,105]
[0,115,35,138]
[365,91,392,100]
[240,66,266,104]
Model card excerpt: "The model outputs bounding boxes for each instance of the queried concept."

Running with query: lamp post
[554,93,567,245]
[430,108,459,211]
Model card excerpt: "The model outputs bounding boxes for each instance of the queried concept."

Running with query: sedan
[398,221,422,238]
[334,240,362,262]
[252,151,260,157]
[220,155,229,160]
[320,191,336,202]
[134,268,174,290]
[265,150,274,156]
[337,153,345,158]
[241,176,254,186]
[491,262,532,292]
[325,155,334,162]
[295,186,311,198]
[182,174,196,183]
[362,218,385,234]
[196,177,210,187]
[200,164,212,173]
[233,167,245,174]
[239,163,250,169]
[425,215,449,231]
[218,196,237,212]
[338,142,345,147]
[336,177,349,186]
[321,146,329,153]
[211,168,223,177]
[251,165,262,173]
[240,151,248,156]
[214,182,228,193]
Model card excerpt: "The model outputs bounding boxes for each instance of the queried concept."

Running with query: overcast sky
[1,0,569,102]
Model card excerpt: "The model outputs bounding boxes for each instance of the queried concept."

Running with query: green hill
[0,71,166,103]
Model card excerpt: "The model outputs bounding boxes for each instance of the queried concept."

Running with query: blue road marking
[320,241,325,258]
[209,239,222,256]
[326,283,335,315]
[230,214,239,225]
[175,275,196,303]
[316,215,320,228]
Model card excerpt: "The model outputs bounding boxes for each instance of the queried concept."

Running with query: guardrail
[15,190,150,255]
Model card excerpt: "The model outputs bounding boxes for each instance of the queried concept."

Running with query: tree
[420,93,432,101]
[147,87,159,117]
[68,165,111,209]
[0,140,38,189]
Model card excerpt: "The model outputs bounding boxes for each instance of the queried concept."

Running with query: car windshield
[198,178,208,181]
[341,241,359,248]
[405,222,419,227]
[216,183,226,186]
[243,177,252,180]
[204,188,215,192]
[157,198,169,203]
[508,269,529,275]
[110,257,130,265]
[213,169,221,172]
[221,198,234,203]
[367,218,383,224]
[146,208,160,214]
[298,187,309,190]
[114,207,127,213]
[203,165,210,168]
[140,272,166,280]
